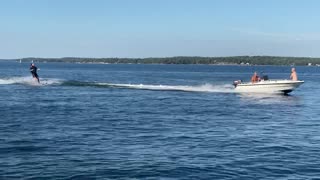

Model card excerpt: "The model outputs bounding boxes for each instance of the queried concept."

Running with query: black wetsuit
[30,66,39,82]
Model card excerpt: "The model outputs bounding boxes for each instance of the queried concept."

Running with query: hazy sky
[1,0,320,58]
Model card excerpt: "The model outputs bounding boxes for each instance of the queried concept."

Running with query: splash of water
[0,76,62,86]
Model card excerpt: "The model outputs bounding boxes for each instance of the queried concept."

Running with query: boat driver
[251,72,260,83]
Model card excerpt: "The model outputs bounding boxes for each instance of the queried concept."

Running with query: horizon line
[1,55,320,60]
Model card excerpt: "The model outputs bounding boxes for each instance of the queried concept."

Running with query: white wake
[97,83,235,93]
[0,77,235,93]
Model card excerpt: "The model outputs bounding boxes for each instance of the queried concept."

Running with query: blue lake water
[1,61,320,179]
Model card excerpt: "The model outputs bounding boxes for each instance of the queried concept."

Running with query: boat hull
[234,80,304,94]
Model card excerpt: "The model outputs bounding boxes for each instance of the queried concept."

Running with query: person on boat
[251,72,260,83]
[290,68,298,81]
[30,63,40,83]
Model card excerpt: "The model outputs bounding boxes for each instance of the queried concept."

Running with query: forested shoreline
[12,56,320,66]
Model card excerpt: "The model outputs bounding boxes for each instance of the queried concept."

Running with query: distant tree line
[18,56,320,66]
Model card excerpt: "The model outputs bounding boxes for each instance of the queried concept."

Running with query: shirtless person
[251,72,260,83]
[290,68,298,81]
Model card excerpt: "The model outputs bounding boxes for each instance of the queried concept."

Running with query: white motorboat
[233,79,304,94]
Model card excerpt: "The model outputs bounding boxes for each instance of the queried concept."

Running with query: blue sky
[1,0,320,58]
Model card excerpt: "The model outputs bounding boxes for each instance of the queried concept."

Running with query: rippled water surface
[1,61,320,179]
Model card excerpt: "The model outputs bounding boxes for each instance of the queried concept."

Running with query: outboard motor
[233,80,242,87]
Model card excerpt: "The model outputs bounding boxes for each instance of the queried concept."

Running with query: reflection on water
[237,92,302,105]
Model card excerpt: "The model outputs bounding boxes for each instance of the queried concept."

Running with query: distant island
[12,56,320,66]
